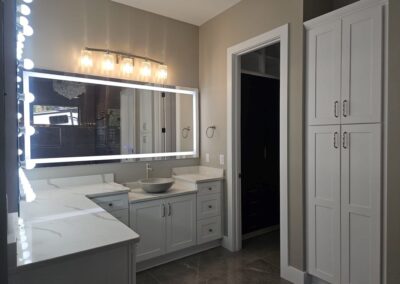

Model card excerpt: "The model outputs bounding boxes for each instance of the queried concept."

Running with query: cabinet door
[341,124,381,284]
[130,200,166,262]
[165,194,196,253]
[306,20,342,126]
[341,6,383,124]
[307,125,341,283]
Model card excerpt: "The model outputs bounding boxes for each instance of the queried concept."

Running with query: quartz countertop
[127,183,197,203]
[17,182,139,269]
[172,166,224,184]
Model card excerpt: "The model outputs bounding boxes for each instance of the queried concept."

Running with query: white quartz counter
[172,166,224,184]
[127,183,197,203]
[17,182,139,269]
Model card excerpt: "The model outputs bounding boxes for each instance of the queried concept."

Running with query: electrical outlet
[205,153,210,163]
[219,154,224,166]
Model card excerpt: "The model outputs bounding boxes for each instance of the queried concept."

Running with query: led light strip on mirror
[22,71,199,168]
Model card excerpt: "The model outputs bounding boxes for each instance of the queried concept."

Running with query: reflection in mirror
[23,71,198,166]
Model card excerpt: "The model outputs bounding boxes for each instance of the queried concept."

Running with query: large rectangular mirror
[22,71,198,166]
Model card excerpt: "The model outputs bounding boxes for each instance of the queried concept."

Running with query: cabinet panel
[197,193,221,220]
[306,20,341,125]
[341,124,380,284]
[341,6,383,124]
[307,125,341,283]
[130,200,166,262]
[166,194,196,253]
[197,216,222,245]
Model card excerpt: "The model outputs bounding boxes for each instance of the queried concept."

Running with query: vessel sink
[138,178,174,193]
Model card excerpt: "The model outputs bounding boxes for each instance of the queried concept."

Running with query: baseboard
[281,265,308,284]
[242,225,280,240]
[137,240,221,272]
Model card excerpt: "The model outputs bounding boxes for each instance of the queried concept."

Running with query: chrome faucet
[145,163,153,179]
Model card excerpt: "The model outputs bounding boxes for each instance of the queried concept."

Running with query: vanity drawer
[197,181,221,196]
[110,209,129,226]
[197,216,222,244]
[197,194,221,220]
[92,194,129,212]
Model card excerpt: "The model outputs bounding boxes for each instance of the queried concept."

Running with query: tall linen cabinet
[305,1,386,283]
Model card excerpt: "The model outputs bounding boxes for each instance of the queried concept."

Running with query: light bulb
[121,57,134,75]
[80,50,93,68]
[18,93,35,103]
[23,58,34,70]
[19,4,31,16]
[157,64,168,81]
[102,53,115,71]
[17,32,25,43]
[19,16,29,26]
[17,76,22,83]
[23,0,34,3]
[140,61,152,77]
[22,25,33,37]
[18,149,23,156]
[17,113,23,120]
[26,126,35,136]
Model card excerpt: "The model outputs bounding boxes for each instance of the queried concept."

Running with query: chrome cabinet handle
[334,101,339,118]
[161,204,166,217]
[343,132,348,149]
[168,203,172,216]
[334,132,339,149]
[343,100,348,117]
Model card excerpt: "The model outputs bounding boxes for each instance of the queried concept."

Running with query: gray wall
[25,0,199,88]
[386,0,400,282]
[199,0,305,269]
[25,0,200,181]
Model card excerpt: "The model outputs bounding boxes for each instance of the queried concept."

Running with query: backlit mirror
[22,71,198,166]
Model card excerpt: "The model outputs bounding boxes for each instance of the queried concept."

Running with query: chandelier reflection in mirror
[79,47,168,84]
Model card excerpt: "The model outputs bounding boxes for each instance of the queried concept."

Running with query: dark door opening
[240,43,280,239]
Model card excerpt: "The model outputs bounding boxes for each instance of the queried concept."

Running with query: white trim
[22,71,200,166]
[225,24,297,282]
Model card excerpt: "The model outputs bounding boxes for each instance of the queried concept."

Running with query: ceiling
[111,0,241,26]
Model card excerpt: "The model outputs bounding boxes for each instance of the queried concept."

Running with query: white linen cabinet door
[130,200,166,262]
[340,124,381,284]
[306,20,342,126]
[165,194,197,253]
[341,5,383,124]
[307,125,341,283]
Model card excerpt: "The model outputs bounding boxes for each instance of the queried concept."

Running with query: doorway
[225,25,302,283]
[240,43,280,239]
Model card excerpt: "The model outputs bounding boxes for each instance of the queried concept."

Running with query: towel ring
[206,126,216,138]
[181,126,191,139]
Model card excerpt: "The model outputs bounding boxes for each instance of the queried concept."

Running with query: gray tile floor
[137,230,291,284]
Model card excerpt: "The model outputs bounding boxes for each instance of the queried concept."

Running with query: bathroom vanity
[127,166,224,270]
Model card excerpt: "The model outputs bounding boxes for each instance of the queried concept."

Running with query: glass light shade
[17,76,22,83]
[18,149,23,156]
[26,126,35,136]
[102,53,115,71]
[17,113,23,120]
[19,4,31,16]
[23,58,34,70]
[19,16,29,26]
[140,61,152,77]
[121,58,134,74]
[22,25,34,37]
[157,64,168,81]
[80,50,93,68]
[23,0,34,3]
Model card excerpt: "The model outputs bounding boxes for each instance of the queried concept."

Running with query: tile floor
[137,230,291,284]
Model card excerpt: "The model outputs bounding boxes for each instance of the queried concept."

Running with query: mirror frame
[22,70,199,167]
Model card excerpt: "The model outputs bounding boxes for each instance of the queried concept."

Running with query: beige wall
[26,0,199,88]
[386,0,400,282]
[199,0,305,269]
[25,0,200,182]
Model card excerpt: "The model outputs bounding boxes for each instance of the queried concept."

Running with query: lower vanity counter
[9,174,140,284]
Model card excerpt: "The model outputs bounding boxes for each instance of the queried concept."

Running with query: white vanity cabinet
[91,193,129,226]
[130,194,196,262]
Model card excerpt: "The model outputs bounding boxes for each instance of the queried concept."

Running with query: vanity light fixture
[79,47,167,82]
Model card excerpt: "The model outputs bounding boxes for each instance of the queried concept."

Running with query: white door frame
[225,24,304,283]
